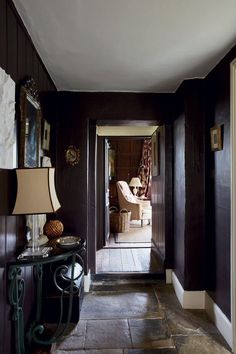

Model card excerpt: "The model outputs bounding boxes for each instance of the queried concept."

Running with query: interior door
[96,137,110,251]
[104,139,110,242]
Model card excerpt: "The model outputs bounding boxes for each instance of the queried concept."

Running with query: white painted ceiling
[13,0,236,92]
[97,126,158,136]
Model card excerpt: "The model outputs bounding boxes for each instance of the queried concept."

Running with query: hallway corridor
[53,280,231,353]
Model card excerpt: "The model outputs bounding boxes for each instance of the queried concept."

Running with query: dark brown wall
[0,1,55,353]
[152,125,173,269]
[42,91,173,273]
[173,80,205,290]
[172,42,234,319]
[204,47,236,320]
[173,112,185,286]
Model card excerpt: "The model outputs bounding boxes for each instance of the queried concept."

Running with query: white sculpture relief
[0,67,16,168]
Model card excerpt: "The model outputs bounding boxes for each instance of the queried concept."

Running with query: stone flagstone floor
[53,280,232,354]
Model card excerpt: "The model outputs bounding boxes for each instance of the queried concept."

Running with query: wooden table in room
[7,238,86,354]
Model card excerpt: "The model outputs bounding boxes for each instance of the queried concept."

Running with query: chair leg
[141,220,143,227]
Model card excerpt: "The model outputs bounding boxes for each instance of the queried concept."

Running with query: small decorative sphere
[44,220,64,239]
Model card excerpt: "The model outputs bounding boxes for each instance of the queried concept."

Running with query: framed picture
[42,120,51,151]
[19,77,41,167]
[151,130,160,176]
[108,149,115,179]
[210,125,223,151]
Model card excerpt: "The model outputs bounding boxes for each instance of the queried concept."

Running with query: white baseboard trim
[205,292,232,348]
[165,269,172,284]
[172,272,232,348]
[84,270,91,292]
[172,272,205,309]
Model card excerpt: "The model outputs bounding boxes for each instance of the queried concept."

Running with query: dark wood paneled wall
[204,46,236,320]
[152,125,173,270]
[42,91,173,273]
[173,113,185,286]
[0,1,55,353]
[173,80,205,290]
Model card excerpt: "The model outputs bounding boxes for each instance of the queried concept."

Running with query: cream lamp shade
[129,177,142,196]
[13,167,61,215]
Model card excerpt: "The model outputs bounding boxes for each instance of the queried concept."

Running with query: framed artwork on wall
[151,130,160,176]
[42,120,51,151]
[108,149,115,180]
[19,77,41,167]
[210,125,223,151]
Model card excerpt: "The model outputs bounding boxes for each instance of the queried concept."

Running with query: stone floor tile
[165,307,219,336]
[55,320,87,351]
[56,351,123,354]
[124,349,178,354]
[92,281,159,292]
[70,319,87,336]
[84,319,132,349]
[129,318,174,349]
[152,283,182,311]
[80,289,164,320]
[173,335,232,354]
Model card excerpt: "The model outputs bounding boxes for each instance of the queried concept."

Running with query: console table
[8,238,86,354]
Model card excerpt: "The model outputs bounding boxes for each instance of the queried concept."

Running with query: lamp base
[27,235,49,247]
[132,187,138,196]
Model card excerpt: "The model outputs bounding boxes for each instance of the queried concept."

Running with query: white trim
[205,292,232,348]
[172,272,232,348]
[172,272,184,306]
[165,269,172,284]
[172,272,205,309]
[84,270,91,292]
[230,58,236,353]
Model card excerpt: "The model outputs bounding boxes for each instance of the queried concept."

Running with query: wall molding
[172,272,232,348]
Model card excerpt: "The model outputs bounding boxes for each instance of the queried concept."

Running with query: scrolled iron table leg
[8,266,25,354]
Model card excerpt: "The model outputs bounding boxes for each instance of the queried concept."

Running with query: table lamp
[129,177,142,196]
[12,167,61,255]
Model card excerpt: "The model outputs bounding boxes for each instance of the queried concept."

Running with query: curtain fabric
[137,138,152,198]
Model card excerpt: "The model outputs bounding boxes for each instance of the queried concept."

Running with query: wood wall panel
[0,1,56,353]
[6,2,18,80]
[0,0,7,68]
[173,112,186,286]
[173,80,205,290]
[152,125,173,269]
[204,47,236,319]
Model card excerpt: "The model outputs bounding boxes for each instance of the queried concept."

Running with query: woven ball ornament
[44,220,64,239]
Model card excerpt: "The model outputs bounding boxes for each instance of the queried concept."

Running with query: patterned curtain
[137,138,152,198]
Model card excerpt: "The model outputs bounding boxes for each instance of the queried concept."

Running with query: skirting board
[172,272,205,309]
[165,269,172,284]
[205,292,232,348]
[84,270,91,292]
[172,272,232,348]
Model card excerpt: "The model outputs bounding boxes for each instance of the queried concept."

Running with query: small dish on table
[57,236,81,249]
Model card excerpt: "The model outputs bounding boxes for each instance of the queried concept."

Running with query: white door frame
[230,58,236,353]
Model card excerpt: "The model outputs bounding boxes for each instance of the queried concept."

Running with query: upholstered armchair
[116,181,152,227]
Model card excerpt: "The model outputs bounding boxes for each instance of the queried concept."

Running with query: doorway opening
[95,124,164,276]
